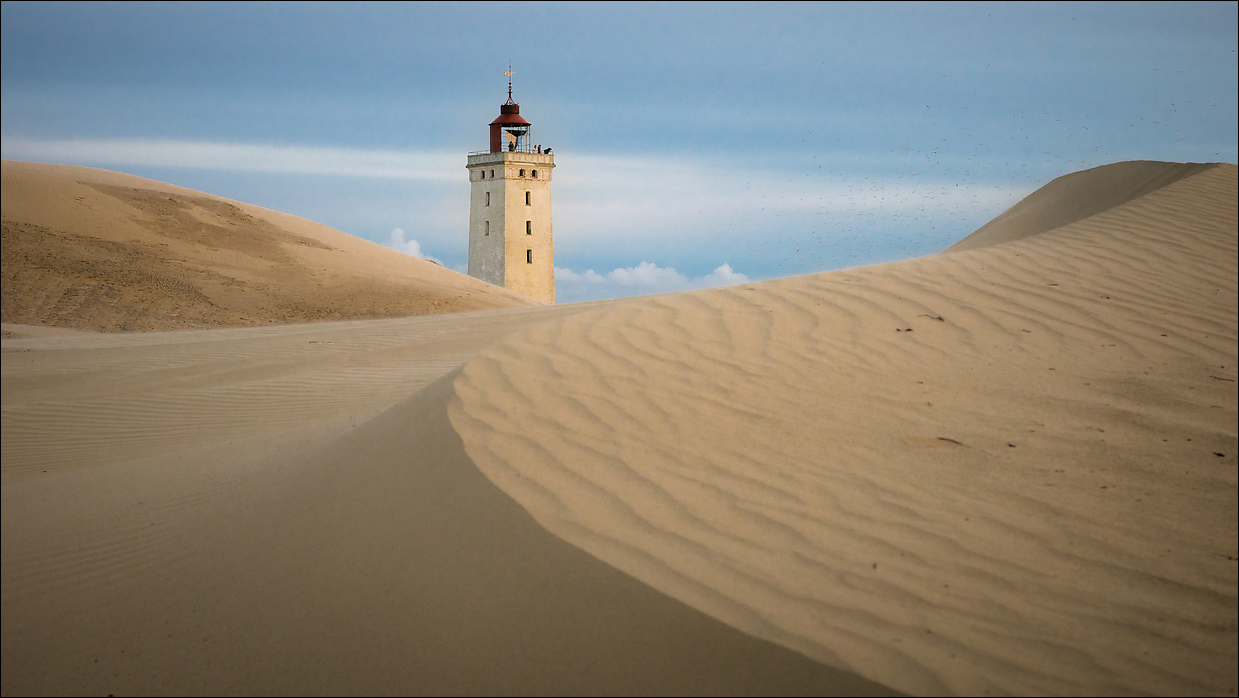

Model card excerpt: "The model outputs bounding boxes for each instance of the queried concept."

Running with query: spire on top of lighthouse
[490,65,531,153]
[504,63,516,105]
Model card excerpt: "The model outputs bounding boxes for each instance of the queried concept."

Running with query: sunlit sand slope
[1,160,536,333]
[449,163,1238,694]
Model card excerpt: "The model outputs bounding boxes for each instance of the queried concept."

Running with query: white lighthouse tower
[466,74,556,303]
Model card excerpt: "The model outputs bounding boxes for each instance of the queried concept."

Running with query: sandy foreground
[2,161,1236,695]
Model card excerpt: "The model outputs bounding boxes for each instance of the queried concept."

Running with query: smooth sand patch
[448,163,1238,694]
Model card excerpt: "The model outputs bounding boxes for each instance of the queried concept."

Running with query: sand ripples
[449,165,1237,694]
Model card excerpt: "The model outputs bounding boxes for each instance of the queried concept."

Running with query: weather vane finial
[504,63,514,103]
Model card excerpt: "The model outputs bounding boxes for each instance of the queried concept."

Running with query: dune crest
[1,160,536,332]
[448,163,1238,694]
[946,160,1215,252]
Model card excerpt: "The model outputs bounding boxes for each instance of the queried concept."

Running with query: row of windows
[484,191,535,206]
[475,168,540,180]
[481,220,536,236]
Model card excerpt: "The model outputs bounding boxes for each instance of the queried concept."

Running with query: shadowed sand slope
[448,163,1238,694]
[1,307,888,696]
[1,160,536,333]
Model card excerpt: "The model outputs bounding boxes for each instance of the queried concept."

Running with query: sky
[3,2,1236,303]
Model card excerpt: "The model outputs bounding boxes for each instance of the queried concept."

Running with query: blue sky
[3,2,1236,303]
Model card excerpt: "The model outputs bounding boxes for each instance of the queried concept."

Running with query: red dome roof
[490,103,530,126]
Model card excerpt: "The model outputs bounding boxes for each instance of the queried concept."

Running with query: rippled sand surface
[450,163,1238,694]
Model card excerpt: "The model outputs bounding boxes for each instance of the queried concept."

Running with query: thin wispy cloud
[0,138,460,180]
[1,137,1028,218]
[551,152,1031,278]
[559,152,1030,219]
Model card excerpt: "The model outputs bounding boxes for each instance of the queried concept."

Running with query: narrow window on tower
[485,191,490,206]
[490,169,495,178]
[531,170,538,178]
[484,221,490,236]
[519,169,525,177]
[526,220,532,235]
[525,191,531,205]
[527,249,533,264]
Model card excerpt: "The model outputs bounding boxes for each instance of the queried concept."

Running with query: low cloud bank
[556,261,749,302]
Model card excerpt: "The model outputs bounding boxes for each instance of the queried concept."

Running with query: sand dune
[2,161,1235,695]
[1,160,536,333]
[448,163,1237,694]
[946,160,1216,252]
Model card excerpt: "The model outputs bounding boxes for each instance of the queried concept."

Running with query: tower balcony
[467,150,556,167]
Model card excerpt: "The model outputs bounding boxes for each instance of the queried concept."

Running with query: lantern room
[490,101,532,153]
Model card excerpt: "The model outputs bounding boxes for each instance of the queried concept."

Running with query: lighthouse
[466,74,556,303]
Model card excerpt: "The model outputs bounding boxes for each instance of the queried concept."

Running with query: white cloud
[697,262,749,287]
[605,261,688,288]
[554,267,608,284]
[385,228,443,265]
[0,137,459,180]
[555,261,750,302]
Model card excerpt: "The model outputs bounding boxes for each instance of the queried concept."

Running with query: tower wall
[467,151,555,303]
